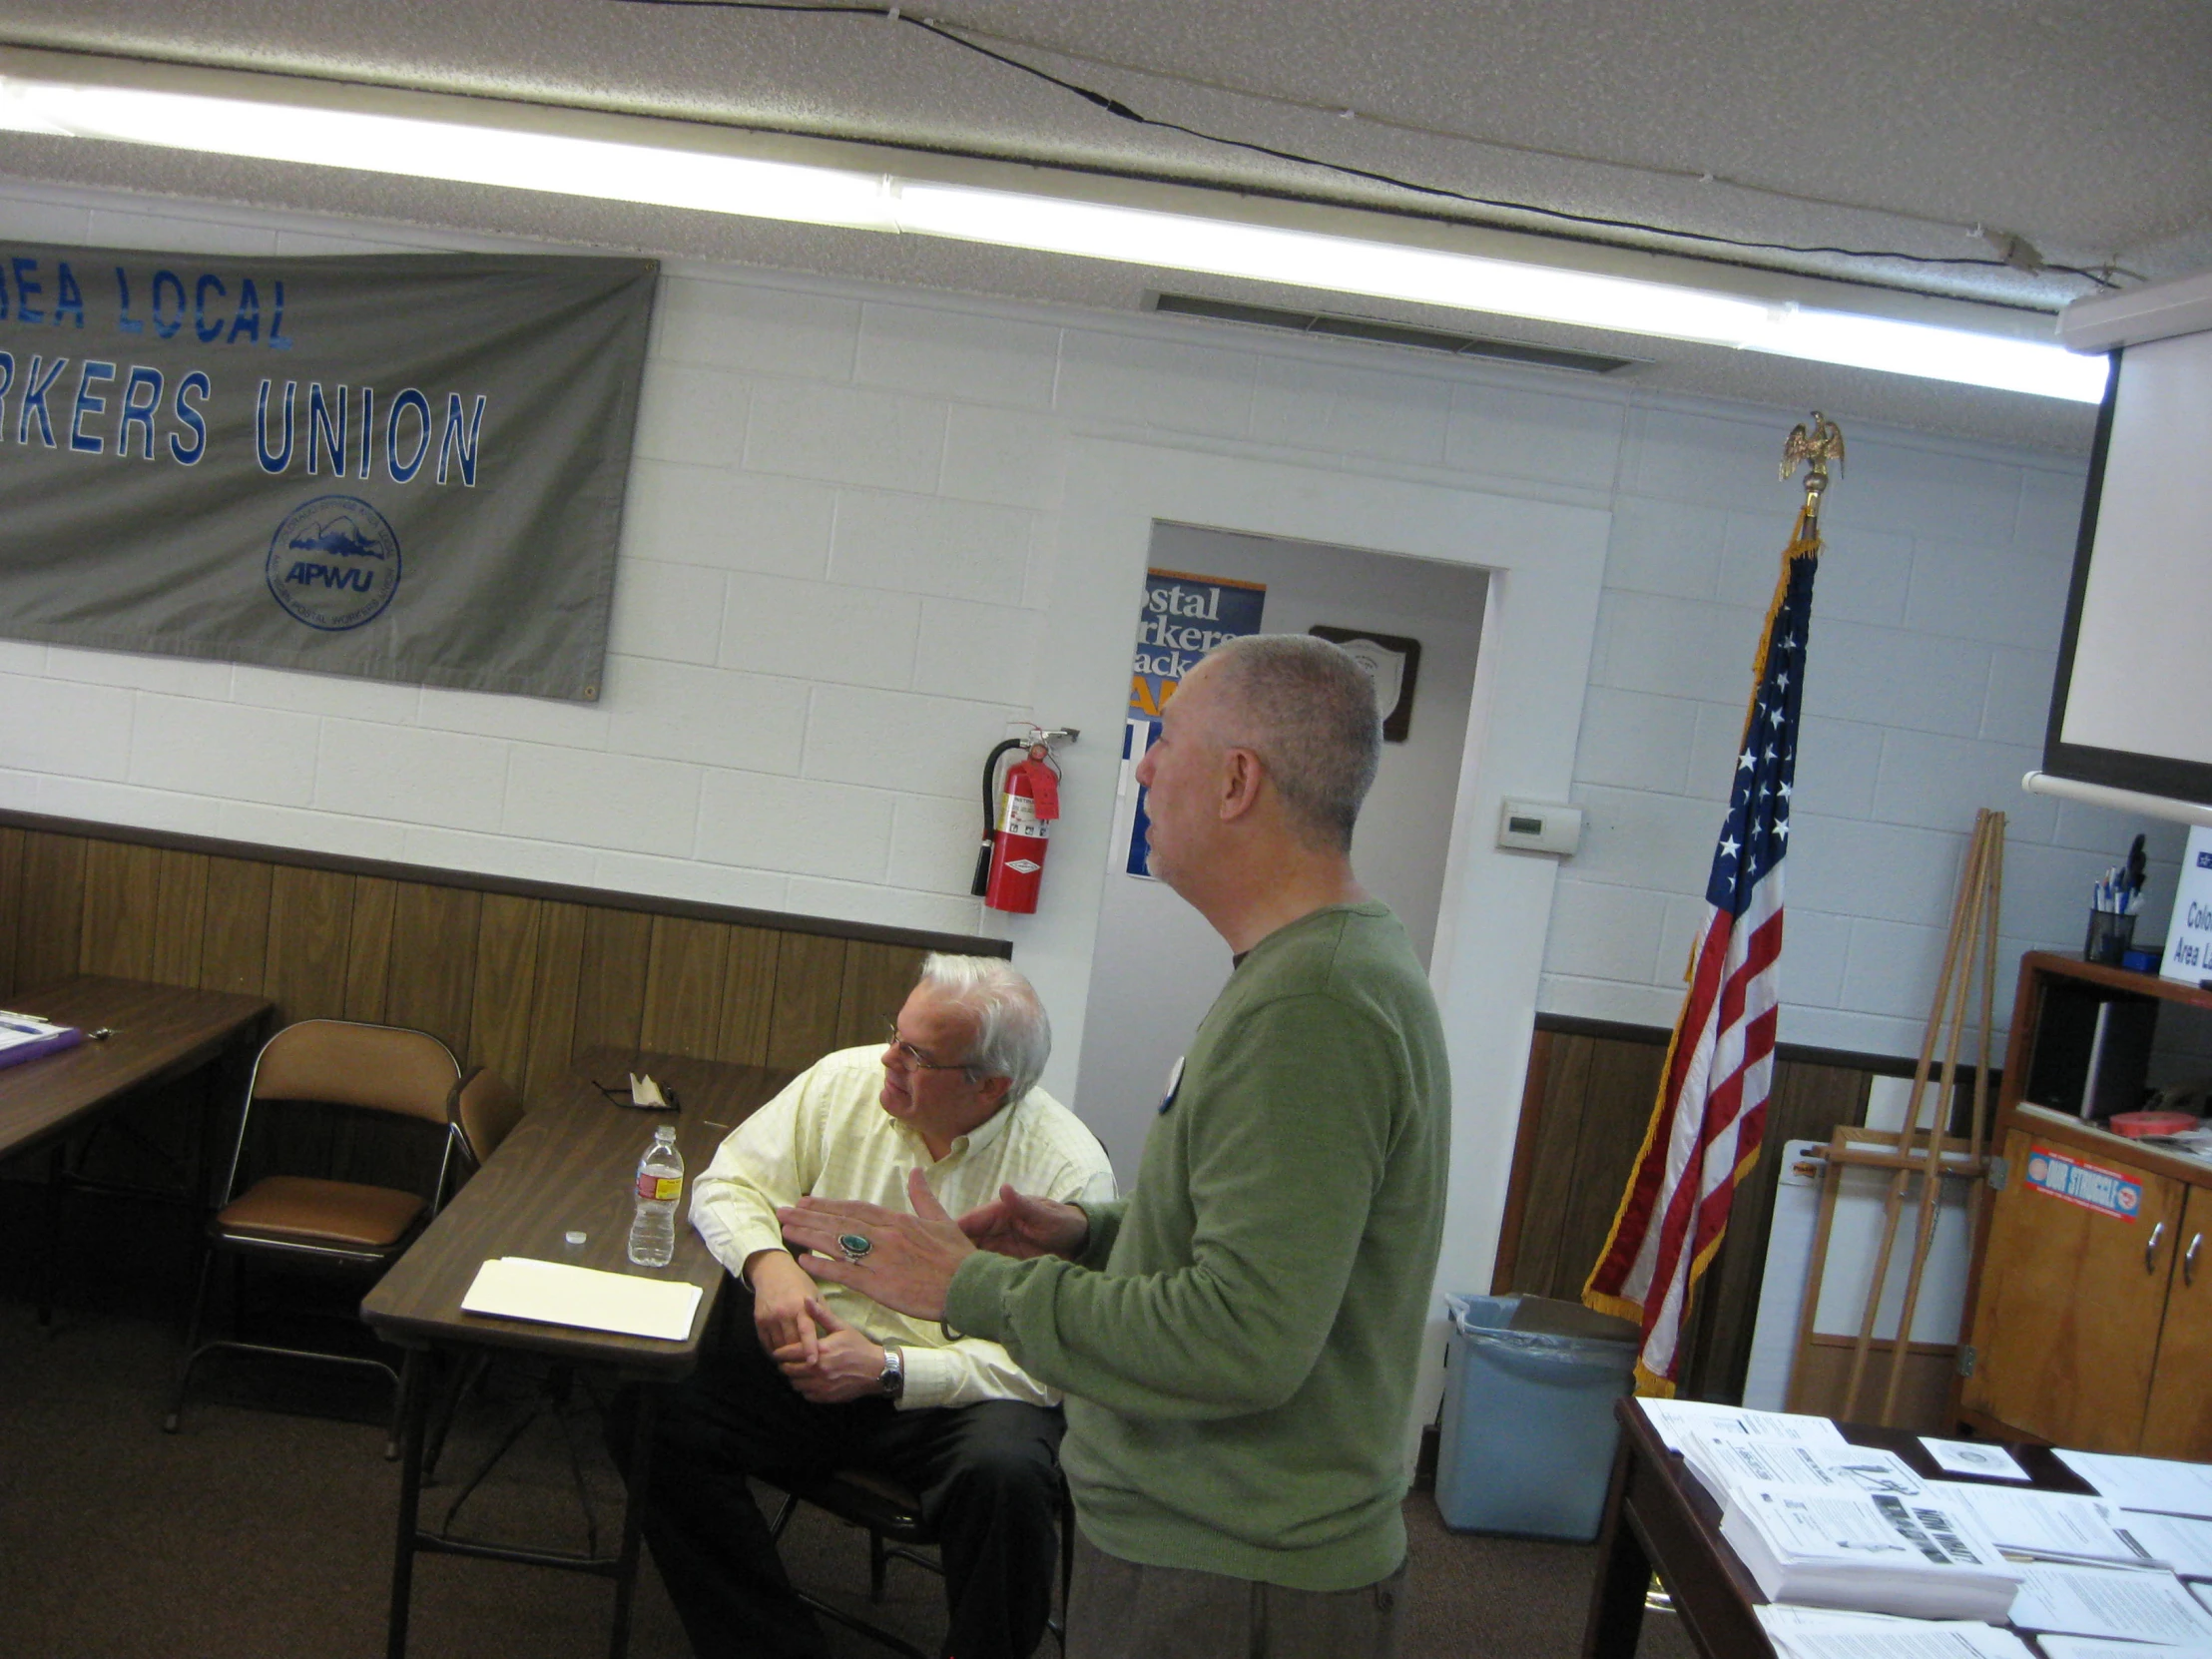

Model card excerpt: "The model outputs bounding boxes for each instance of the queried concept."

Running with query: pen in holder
[2085,908,2135,965]
[2088,839,2146,966]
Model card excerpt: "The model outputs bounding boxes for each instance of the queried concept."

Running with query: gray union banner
[0,244,657,702]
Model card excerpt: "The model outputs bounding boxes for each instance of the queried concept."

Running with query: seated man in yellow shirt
[632,952,1114,1659]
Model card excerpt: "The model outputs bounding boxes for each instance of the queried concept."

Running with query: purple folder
[0,1022,84,1073]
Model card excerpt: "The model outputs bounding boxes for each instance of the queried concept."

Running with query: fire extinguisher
[972,731,1069,913]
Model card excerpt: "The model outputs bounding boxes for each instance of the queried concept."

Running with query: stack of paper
[460,1257,702,1341]
[1757,1606,2034,1659]
[1684,1431,1928,1504]
[1642,1396,1850,1455]
[1719,1482,2024,1621]
[2125,1511,2212,1578]
[1936,1484,2171,1568]
[2008,1560,2212,1647]
[2055,1450,2212,1519]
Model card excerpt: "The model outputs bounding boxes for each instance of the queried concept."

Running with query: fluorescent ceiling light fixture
[0,59,2108,403]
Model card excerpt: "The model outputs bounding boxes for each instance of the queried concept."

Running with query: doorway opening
[1073,521,1489,1181]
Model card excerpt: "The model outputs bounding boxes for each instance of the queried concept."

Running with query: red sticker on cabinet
[2022,1145,2144,1221]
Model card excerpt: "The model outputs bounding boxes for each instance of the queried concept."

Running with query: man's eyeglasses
[882,1020,975,1076]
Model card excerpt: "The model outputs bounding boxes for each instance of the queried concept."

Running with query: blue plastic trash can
[1432,1293,1640,1541]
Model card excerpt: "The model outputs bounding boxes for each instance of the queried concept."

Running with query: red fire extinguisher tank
[984,752,1059,913]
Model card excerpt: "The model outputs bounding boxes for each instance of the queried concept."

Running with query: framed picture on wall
[1310,626,1421,742]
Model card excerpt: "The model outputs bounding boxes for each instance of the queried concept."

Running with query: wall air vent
[1149,292,1638,374]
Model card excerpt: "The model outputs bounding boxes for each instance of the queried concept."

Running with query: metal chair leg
[164,1244,222,1433]
[869,1527,889,1603]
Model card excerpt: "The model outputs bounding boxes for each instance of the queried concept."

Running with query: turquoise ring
[837,1232,873,1264]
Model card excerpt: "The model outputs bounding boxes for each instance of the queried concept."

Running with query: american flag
[1584,532,1819,1391]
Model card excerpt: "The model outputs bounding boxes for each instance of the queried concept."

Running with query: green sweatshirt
[945,900,1449,1591]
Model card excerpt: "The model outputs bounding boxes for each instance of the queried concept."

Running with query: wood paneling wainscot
[0,812,1006,1107]
[1492,1015,1895,1403]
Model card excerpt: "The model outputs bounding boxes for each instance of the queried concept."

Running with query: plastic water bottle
[627,1125,684,1268]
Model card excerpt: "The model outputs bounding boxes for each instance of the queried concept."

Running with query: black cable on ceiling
[611,0,2125,290]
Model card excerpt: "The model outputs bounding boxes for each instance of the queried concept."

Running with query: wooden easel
[1789,808,2005,1425]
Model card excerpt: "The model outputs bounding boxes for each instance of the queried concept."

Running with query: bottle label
[637,1173,682,1202]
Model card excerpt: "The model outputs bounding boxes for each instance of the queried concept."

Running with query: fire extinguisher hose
[970,738,1027,896]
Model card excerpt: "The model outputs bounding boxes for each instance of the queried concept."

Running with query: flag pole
[1581,413,1840,1395]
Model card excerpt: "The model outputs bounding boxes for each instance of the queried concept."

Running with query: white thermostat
[1496,800,1583,856]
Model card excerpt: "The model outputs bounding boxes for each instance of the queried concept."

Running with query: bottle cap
[564,1230,587,1247]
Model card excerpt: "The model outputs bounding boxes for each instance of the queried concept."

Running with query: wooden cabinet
[1954,953,2212,1454]
[2143,1186,2212,1455]
[1961,1123,2186,1449]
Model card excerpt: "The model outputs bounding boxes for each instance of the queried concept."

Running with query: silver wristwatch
[878,1344,905,1400]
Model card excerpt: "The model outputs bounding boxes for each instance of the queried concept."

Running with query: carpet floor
[0,1295,1698,1659]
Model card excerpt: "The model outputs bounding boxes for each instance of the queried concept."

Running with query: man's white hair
[918,952,1051,1104]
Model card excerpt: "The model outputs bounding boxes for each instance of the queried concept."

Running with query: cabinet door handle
[2148,1221,2167,1274]
[2189,1234,2204,1288]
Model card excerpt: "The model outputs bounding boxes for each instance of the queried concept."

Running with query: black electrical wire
[612,0,2124,289]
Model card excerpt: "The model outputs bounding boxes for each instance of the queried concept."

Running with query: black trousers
[616,1302,1065,1659]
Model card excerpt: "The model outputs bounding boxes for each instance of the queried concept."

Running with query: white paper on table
[1641,1396,1849,1455]
[1922,1438,2031,1481]
[2055,1451,2212,1518]
[460,1256,702,1341]
[2009,1561,2212,1645]
[1755,1606,2033,1659]
[1939,1485,2166,1565]
[1689,1432,1927,1499]
[1760,1607,1926,1633]
[2038,1639,2212,1659]
[1731,1483,2018,1575]
[2128,1511,2212,1577]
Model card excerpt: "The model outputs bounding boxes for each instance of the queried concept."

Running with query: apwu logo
[266,495,401,631]
[2196,849,2211,869]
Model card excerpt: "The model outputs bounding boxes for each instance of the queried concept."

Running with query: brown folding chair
[164,1019,463,1455]
[420,1064,532,1480]
[450,1064,526,1172]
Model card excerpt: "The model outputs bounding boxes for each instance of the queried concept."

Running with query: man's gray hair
[1203,633,1382,850]
[918,952,1051,1104]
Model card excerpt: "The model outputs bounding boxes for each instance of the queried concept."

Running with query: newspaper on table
[2007,1560,2212,1645]
[1684,1431,1927,1504]
[1719,1482,2023,1622]
[1938,1483,2174,1567]
[1921,1438,2031,1481]
[1641,1396,1849,1456]
[2037,1640,2212,1659]
[2054,1450,2212,1518]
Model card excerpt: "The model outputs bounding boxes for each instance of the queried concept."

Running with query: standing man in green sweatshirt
[780,633,1450,1659]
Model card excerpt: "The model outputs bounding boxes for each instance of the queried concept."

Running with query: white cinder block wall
[1549,412,2186,1059]
[0,178,2166,1076]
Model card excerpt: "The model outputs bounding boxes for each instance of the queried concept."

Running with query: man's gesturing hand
[779,1168,973,1321]
[746,1249,821,1366]
[958,1184,1089,1262]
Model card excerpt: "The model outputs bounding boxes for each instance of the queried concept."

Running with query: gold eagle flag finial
[1781,412,1845,529]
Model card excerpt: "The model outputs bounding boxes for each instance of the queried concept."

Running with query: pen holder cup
[2085,910,2136,965]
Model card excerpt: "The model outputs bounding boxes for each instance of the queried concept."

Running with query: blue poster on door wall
[1124,569,1266,877]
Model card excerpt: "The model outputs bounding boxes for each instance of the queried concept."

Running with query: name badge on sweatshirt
[1159,1055,1185,1115]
